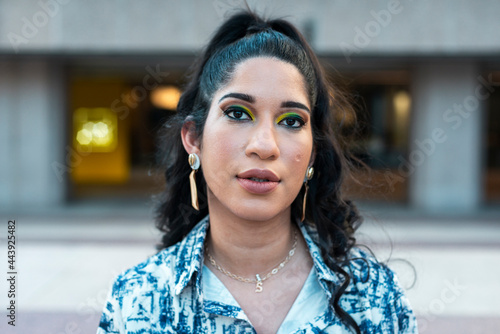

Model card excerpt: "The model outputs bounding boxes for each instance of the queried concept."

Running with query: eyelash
[277,113,306,129]
[223,105,306,129]
[223,105,254,121]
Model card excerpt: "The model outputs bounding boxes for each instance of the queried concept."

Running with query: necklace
[205,229,298,293]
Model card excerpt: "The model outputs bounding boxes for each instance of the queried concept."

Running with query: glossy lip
[236,168,280,194]
[237,169,280,182]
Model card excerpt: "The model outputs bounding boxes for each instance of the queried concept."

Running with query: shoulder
[109,243,180,298]
[300,222,417,332]
[98,244,184,333]
[341,247,418,333]
[345,248,399,289]
[342,247,408,304]
[108,216,209,300]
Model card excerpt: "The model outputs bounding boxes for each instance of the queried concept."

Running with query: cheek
[201,125,244,176]
[294,153,305,163]
[283,135,313,166]
[205,126,238,157]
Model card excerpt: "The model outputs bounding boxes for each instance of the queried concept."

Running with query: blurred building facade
[1,0,499,213]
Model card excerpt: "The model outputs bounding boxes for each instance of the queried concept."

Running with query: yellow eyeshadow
[234,105,255,120]
[276,112,300,124]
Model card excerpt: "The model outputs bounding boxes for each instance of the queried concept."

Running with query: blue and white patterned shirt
[97,216,418,333]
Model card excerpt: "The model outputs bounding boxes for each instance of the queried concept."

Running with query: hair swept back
[154,9,363,334]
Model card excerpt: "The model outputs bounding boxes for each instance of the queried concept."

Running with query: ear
[181,119,201,155]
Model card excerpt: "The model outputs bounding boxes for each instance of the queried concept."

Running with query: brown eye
[223,106,253,121]
[278,115,305,129]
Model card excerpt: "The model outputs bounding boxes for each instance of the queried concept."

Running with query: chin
[208,187,293,222]
[229,203,287,222]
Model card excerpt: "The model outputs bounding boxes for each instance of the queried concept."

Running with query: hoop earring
[302,166,314,221]
[188,153,200,211]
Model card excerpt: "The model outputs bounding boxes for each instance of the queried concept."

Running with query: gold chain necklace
[205,229,298,293]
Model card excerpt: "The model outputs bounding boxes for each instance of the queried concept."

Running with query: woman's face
[199,57,314,222]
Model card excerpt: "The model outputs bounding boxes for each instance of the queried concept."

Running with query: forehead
[213,57,309,105]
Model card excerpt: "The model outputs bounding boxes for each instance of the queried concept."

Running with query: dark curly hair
[155,10,363,334]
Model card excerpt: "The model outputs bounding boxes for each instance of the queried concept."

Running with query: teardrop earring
[188,153,200,211]
[302,166,314,222]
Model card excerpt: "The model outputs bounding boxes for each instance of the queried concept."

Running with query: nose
[245,121,280,160]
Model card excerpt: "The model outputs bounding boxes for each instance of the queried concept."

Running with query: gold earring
[188,153,200,211]
[302,166,314,222]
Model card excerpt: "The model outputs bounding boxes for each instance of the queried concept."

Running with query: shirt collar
[298,221,345,299]
[173,215,344,300]
[173,215,209,296]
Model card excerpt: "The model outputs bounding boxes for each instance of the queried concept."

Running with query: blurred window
[486,72,500,203]
[330,71,411,203]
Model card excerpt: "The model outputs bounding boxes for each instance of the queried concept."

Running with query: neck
[206,195,296,278]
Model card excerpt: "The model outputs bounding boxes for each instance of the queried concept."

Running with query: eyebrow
[281,101,310,113]
[219,93,310,113]
[218,93,254,103]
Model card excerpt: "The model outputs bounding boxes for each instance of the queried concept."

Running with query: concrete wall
[0,0,499,56]
[409,61,485,212]
[0,59,67,209]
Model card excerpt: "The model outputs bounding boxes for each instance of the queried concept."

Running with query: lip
[236,169,280,194]
[237,169,280,182]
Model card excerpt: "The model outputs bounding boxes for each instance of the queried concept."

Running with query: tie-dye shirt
[97,216,418,333]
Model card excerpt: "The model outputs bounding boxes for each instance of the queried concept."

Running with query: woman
[97,10,417,334]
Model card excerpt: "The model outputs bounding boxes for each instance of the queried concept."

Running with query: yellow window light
[150,85,182,110]
[73,108,118,153]
[393,90,411,119]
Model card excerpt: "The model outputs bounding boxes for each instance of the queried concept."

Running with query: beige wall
[1,0,500,56]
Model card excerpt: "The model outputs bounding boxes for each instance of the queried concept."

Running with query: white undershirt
[202,264,329,332]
